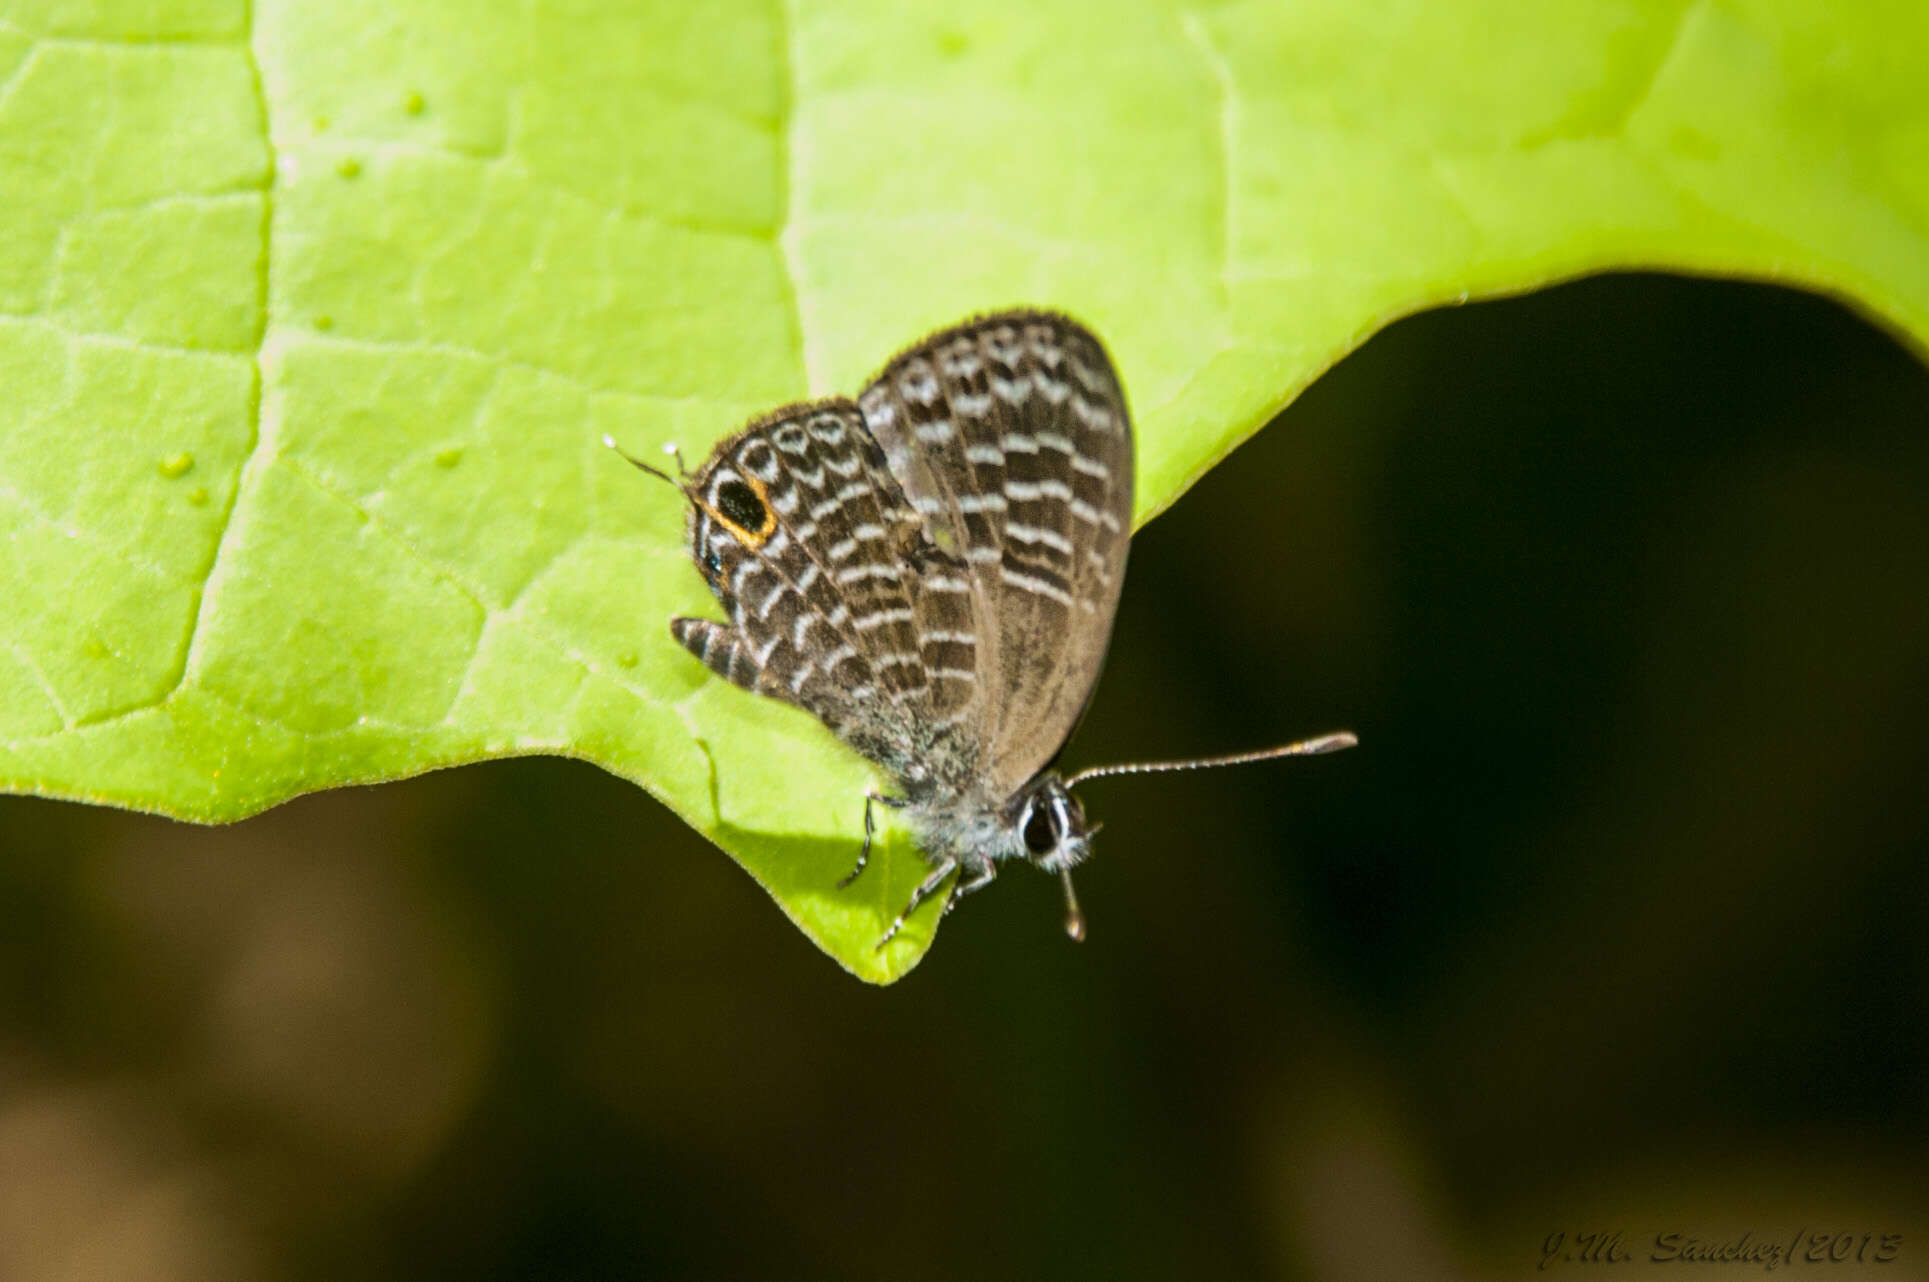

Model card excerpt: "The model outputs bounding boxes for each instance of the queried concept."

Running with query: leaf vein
[163,0,275,717]
[1179,8,1235,301]
[773,0,814,393]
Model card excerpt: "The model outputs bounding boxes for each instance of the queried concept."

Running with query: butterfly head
[1012,774,1097,875]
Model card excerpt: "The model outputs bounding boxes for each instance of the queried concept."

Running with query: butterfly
[609,311,1354,947]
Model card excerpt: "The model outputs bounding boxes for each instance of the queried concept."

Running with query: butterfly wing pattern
[670,399,947,778]
[658,311,1136,945]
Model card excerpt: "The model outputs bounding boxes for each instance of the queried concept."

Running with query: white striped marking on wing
[965,444,1003,466]
[730,558,765,596]
[827,536,859,562]
[914,419,955,444]
[1005,478,1074,503]
[1070,355,1108,393]
[854,606,915,631]
[1007,522,1074,555]
[1070,394,1111,427]
[1070,453,1110,479]
[922,574,971,592]
[991,374,1028,403]
[921,629,976,645]
[902,364,940,403]
[835,562,901,586]
[753,581,790,619]
[999,565,1074,607]
[927,667,977,682]
[957,493,1006,514]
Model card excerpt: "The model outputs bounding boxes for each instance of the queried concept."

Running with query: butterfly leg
[875,859,957,950]
[841,791,906,889]
[942,861,997,916]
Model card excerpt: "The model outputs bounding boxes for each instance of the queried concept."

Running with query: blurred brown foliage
[2,275,1925,1280]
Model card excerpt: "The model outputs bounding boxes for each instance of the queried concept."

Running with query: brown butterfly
[611,311,1354,946]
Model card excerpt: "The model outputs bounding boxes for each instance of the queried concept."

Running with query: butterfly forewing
[858,312,1133,798]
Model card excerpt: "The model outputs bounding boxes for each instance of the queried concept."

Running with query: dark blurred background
[2,274,1925,1280]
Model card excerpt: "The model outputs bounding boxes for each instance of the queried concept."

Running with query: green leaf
[0,0,1924,981]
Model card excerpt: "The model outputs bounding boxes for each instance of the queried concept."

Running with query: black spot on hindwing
[715,478,770,538]
[660,311,1133,808]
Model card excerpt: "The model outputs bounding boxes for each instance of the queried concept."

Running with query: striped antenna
[1065,731,1357,788]
[602,434,689,487]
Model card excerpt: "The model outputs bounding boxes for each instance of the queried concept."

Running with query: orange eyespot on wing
[702,474,777,548]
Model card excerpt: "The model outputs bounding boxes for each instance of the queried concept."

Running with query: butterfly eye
[1022,800,1057,856]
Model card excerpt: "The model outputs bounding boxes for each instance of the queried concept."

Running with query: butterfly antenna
[601,434,684,488]
[1059,868,1086,942]
[1065,731,1357,788]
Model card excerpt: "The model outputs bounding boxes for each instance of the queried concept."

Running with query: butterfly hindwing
[674,400,969,779]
